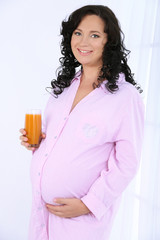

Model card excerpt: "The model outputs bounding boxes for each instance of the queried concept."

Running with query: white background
[0,0,159,239]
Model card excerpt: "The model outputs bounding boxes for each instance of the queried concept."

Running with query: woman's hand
[46,198,91,218]
[19,128,46,151]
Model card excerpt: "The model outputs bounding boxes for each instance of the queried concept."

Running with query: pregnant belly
[41,158,101,204]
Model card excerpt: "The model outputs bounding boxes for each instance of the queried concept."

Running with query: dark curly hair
[50,5,142,97]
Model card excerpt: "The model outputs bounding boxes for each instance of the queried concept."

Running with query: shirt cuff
[81,192,107,221]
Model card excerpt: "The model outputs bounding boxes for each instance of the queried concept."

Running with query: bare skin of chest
[70,86,94,113]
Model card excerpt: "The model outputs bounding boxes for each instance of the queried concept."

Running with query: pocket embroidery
[83,123,98,138]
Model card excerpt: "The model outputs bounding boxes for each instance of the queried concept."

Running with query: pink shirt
[29,72,144,240]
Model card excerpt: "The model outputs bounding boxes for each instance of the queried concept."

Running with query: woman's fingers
[19,128,45,151]
[41,132,46,139]
[19,128,33,151]
[27,146,35,151]
[19,135,28,141]
[21,140,35,151]
[21,140,30,148]
[21,140,29,147]
[19,128,26,135]
[19,129,27,143]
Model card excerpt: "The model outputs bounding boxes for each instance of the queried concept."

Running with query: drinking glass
[25,109,42,148]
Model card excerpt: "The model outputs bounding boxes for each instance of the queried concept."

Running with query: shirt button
[54,136,57,139]
[64,117,67,120]
[38,172,40,176]
[45,153,48,157]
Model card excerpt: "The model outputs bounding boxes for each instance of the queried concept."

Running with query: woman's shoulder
[116,73,143,103]
[100,73,144,113]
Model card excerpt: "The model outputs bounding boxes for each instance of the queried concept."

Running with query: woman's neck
[80,66,101,87]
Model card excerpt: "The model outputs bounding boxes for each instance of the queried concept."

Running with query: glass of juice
[25,109,42,148]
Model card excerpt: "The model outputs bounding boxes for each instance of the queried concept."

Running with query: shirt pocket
[74,113,106,145]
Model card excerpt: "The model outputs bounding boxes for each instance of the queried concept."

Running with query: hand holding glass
[25,109,42,148]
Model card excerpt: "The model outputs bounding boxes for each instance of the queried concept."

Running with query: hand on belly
[46,198,91,218]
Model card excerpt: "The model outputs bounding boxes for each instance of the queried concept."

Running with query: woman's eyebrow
[75,28,102,34]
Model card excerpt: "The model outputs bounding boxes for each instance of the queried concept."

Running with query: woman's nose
[79,36,89,46]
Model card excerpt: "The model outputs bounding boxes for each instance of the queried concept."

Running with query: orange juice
[25,112,41,147]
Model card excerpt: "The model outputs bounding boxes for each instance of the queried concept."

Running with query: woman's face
[71,14,107,68]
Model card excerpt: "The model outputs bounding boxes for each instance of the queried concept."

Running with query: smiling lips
[77,48,93,56]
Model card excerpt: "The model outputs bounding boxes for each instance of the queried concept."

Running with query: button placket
[36,190,40,196]
[37,206,42,211]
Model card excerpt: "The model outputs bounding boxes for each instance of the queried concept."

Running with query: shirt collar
[72,71,125,93]
[100,73,126,93]
[71,70,81,83]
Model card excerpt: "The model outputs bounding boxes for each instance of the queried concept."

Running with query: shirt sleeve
[81,90,145,220]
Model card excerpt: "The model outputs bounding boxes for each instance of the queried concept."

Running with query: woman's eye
[74,32,81,36]
[91,34,100,38]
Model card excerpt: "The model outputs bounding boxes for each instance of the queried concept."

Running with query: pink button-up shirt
[29,72,144,240]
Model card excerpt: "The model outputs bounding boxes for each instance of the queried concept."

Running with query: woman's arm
[81,92,145,220]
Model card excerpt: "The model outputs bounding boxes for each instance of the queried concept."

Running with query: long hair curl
[50,5,142,96]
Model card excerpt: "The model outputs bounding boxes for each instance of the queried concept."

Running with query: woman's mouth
[77,48,93,56]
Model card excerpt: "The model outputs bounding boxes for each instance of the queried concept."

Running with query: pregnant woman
[20,5,144,240]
